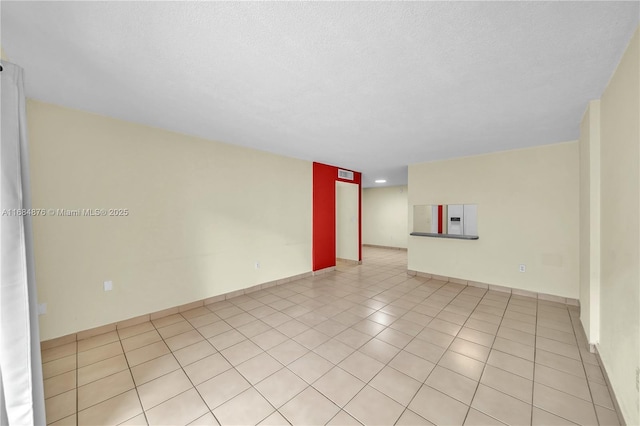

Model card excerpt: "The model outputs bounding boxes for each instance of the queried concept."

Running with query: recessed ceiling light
[375,179,387,183]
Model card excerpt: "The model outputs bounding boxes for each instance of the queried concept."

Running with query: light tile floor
[42,247,621,425]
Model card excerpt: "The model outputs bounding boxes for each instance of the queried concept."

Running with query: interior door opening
[335,181,360,263]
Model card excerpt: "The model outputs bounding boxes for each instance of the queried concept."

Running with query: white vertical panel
[447,204,464,235]
[463,204,478,236]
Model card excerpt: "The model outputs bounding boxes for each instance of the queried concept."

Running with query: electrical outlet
[519,264,526,273]
[255,262,260,270]
[37,303,47,315]
[103,280,113,291]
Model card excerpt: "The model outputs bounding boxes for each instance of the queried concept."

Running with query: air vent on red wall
[338,169,354,180]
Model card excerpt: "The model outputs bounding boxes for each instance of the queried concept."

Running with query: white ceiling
[2,2,638,187]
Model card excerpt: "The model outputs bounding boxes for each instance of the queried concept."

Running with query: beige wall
[408,142,579,298]
[335,181,360,261]
[579,100,601,344]
[598,28,639,425]
[362,186,408,249]
[27,100,313,340]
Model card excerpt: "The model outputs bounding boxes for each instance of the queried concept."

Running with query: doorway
[335,181,360,263]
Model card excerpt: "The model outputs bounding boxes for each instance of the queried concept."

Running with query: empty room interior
[1,2,639,426]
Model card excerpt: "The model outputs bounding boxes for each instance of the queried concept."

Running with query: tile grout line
[214,309,311,426]
[157,309,232,425]
[394,280,487,424]
[75,312,225,424]
[531,292,539,425]
[258,268,385,424]
[182,295,321,424]
[323,265,440,424]
[393,280,466,422]
[570,305,605,426]
[69,339,130,420]
[131,308,229,423]
[460,288,513,425]
[314,275,424,423]
[69,337,140,422]
[114,327,149,426]
[292,269,418,422]
[269,262,426,423]
[270,282,394,423]
[531,303,593,425]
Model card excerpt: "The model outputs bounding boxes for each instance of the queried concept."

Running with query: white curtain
[0,61,46,425]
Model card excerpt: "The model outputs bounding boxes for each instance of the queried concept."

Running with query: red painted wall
[312,162,362,271]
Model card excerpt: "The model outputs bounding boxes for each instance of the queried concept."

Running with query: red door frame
[312,162,362,271]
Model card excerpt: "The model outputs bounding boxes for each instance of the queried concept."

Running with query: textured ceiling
[1,2,638,187]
